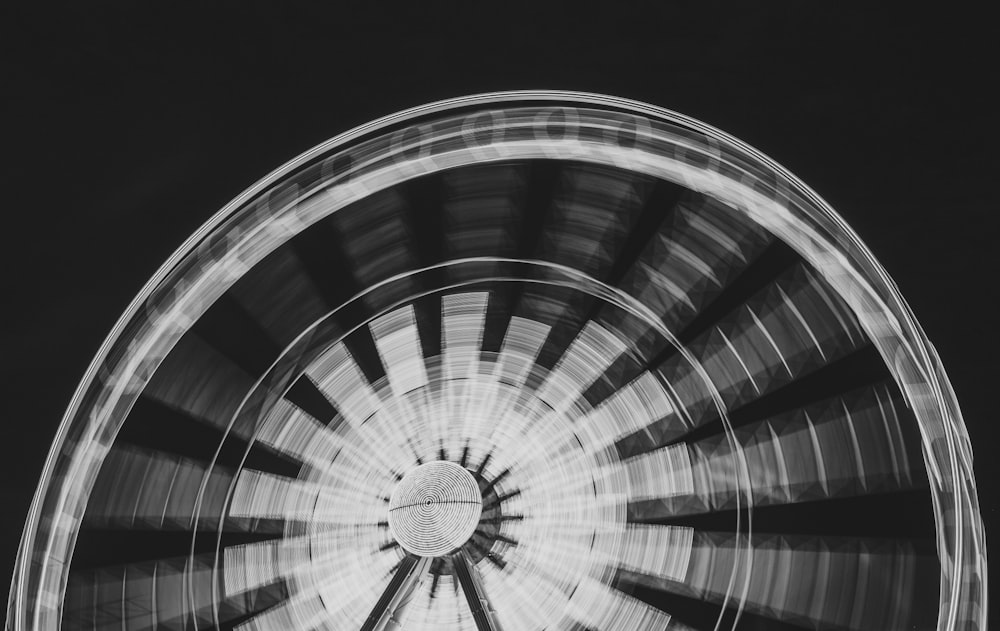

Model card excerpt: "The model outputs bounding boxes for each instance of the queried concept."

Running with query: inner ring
[388,461,483,557]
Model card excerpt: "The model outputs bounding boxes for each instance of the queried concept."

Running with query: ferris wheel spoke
[494,316,550,388]
[331,187,418,302]
[112,394,296,478]
[235,591,328,631]
[617,577,789,631]
[233,544,401,631]
[143,333,259,436]
[451,550,505,631]
[617,524,695,583]
[480,288,515,362]
[370,304,430,397]
[584,245,824,430]
[229,468,388,526]
[670,239,797,350]
[534,321,627,416]
[446,161,526,231]
[223,535,314,598]
[395,168,453,363]
[254,396,400,488]
[543,164,650,278]
[515,160,563,259]
[609,196,773,350]
[360,555,432,631]
[495,161,564,329]
[376,388,436,463]
[439,292,490,455]
[603,177,687,290]
[623,344,892,461]
[189,292,285,379]
[283,373,341,426]
[578,346,646,413]
[528,167,652,365]
[572,370,680,457]
[71,521,283,573]
[618,531,937,631]
[402,171,447,268]
[533,294,595,380]
[441,292,490,382]
[514,285,577,345]
[644,263,867,435]
[562,575,673,631]
[305,341,381,426]
[224,532,396,605]
[406,570,469,629]
[289,215,363,305]
[303,342,410,468]
[84,446,242,530]
[647,488,938,543]
[287,218,399,372]
[475,316,551,459]
[227,244,333,350]
[626,384,921,522]
[439,163,526,280]
[63,553,288,631]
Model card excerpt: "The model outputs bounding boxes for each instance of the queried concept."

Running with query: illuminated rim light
[7,91,986,631]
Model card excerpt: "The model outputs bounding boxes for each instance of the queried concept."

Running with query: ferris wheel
[7,92,986,631]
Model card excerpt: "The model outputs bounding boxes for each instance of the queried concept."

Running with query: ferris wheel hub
[388,461,483,557]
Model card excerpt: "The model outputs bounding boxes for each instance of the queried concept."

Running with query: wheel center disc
[388,461,483,557]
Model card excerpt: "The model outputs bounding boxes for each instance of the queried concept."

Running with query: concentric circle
[8,92,985,631]
[389,461,483,556]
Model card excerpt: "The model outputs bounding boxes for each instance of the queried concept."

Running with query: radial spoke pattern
[61,177,941,630]
[22,96,978,631]
[64,166,941,630]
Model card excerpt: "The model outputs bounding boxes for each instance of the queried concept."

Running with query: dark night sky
[2,2,996,619]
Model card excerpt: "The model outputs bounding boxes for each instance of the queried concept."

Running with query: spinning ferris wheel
[7,92,986,631]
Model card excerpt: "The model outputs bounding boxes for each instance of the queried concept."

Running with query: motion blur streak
[9,93,984,631]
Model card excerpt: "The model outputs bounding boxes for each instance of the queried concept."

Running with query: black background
[2,2,996,622]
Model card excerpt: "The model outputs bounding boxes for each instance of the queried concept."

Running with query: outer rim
[8,91,986,631]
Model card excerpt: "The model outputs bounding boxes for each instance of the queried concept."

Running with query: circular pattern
[389,461,483,556]
[6,92,985,631]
